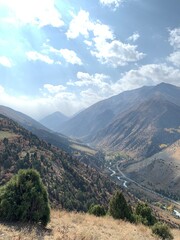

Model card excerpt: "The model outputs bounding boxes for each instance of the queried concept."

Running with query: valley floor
[0,210,180,240]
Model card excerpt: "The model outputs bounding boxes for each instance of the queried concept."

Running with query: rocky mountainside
[93,95,180,158]
[40,111,69,132]
[0,114,116,211]
[60,82,180,140]
[59,82,180,158]
[123,139,180,200]
[59,85,153,138]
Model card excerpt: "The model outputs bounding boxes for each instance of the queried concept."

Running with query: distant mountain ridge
[40,111,69,132]
[0,105,72,152]
[59,82,180,158]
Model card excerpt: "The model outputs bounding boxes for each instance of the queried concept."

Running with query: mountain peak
[155,82,179,90]
[40,111,69,132]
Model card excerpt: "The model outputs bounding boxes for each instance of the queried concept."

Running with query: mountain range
[59,82,180,158]
[0,82,180,202]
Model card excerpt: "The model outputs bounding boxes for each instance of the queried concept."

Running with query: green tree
[0,169,50,226]
[135,202,156,226]
[88,204,106,217]
[152,222,173,240]
[109,191,132,221]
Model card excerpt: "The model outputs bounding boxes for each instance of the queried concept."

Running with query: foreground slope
[2,210,180,240]
[0,114,116,211]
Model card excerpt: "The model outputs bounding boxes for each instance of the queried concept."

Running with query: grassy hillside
[1,210,180,240]
[0,114,116,211]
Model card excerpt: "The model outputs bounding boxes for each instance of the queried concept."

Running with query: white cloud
[128,32,140,42]
[42,44,82,65]
[0,0,64,28]
[66,10,113,41]
[167,51,180,67]
[99,0,124,9]
[169,28,180,49]
[84,40,92,47]
[67,10,144,67]
[0,56,12,67]
[60,49,83,65]
[66,10,93,39]
[26,51,54,64]
[44,84,66,94]
[91,38,145,67]
[68,72,110,88]
[118,64,180,90]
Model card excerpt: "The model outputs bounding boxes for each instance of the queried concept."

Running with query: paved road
[116,162,180,207]
[107,163,180,207]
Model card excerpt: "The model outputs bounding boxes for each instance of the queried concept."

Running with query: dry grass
[0,210,179,240]
[0,131,17,140]
[71,143,97,155]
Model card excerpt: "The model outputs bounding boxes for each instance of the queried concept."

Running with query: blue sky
[0,0,180,119]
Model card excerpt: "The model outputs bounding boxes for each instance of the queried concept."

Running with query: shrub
[88,204,106,217]
[109,191,132,221]
[152,222,173,240]
[135,202,156,226]
[0,169,50,226]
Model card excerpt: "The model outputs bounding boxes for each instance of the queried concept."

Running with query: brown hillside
[0,114,116,211]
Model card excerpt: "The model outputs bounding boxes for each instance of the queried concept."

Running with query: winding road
[107,162,180,207]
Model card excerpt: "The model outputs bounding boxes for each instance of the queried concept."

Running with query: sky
[0,0,180,119]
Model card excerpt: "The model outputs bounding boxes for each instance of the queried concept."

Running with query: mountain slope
[0,105,47,131]
[60,82,180,142]
[123,139,180,199]
[93,95,180,158]
[59,86,153,138]
[40,111,69,132]
[0,114,116,211]
[0,105,73,152]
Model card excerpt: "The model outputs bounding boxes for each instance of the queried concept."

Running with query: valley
[0,82,180,236]
[103,152,180,227]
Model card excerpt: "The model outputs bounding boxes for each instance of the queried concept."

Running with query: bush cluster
[88,204,106,217]
[152,222,173,240]
[0,169,50,226]
[109,191,133,221]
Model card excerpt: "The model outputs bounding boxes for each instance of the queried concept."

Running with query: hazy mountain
[93,95,180,158]
[40,111,69,132]
[59,85,152,138]
[0,105,72,152]
[0,114,116,210]
[60,82,180,141]
[59,82,180,158]
[0,105,48,131]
